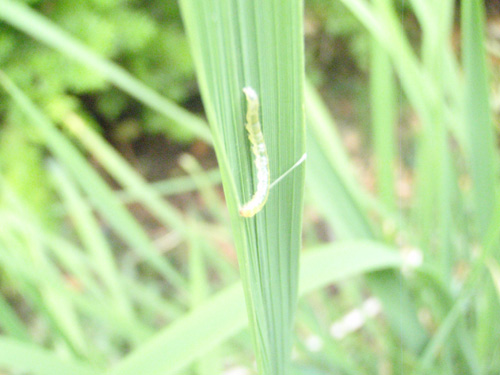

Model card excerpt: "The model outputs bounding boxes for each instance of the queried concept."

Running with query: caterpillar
[239,87,270,217]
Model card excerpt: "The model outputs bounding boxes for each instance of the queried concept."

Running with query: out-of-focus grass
[0,0,499,374]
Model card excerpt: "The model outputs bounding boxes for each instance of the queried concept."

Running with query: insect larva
[239,87,270,218]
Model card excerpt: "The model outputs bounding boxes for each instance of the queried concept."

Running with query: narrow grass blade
[0,337,97,375]
[0,295,30,341]
[369,0,396,208]
[461,0,497,238]
[117,169,221,203]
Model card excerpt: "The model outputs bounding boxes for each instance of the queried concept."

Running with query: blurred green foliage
[306,0,367,82]
[0,0,194,137]
[0,0,195,220]
[1,0,499,374]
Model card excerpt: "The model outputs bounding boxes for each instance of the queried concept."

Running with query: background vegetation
[1,0,499,374]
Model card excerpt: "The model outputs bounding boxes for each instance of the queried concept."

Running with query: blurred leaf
[461,0,497,238]
[0,337,97,375]
[107,241,402,375]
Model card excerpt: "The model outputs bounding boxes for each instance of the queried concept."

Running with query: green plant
[0,0,499,374]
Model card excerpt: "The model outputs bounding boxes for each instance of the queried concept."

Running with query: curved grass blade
[0,337,97,375]
[107,241,402,375]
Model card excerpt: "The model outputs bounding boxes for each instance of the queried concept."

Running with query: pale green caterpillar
[239,87,270,217]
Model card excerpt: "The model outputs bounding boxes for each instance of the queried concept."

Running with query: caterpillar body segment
[239,87,270,218]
